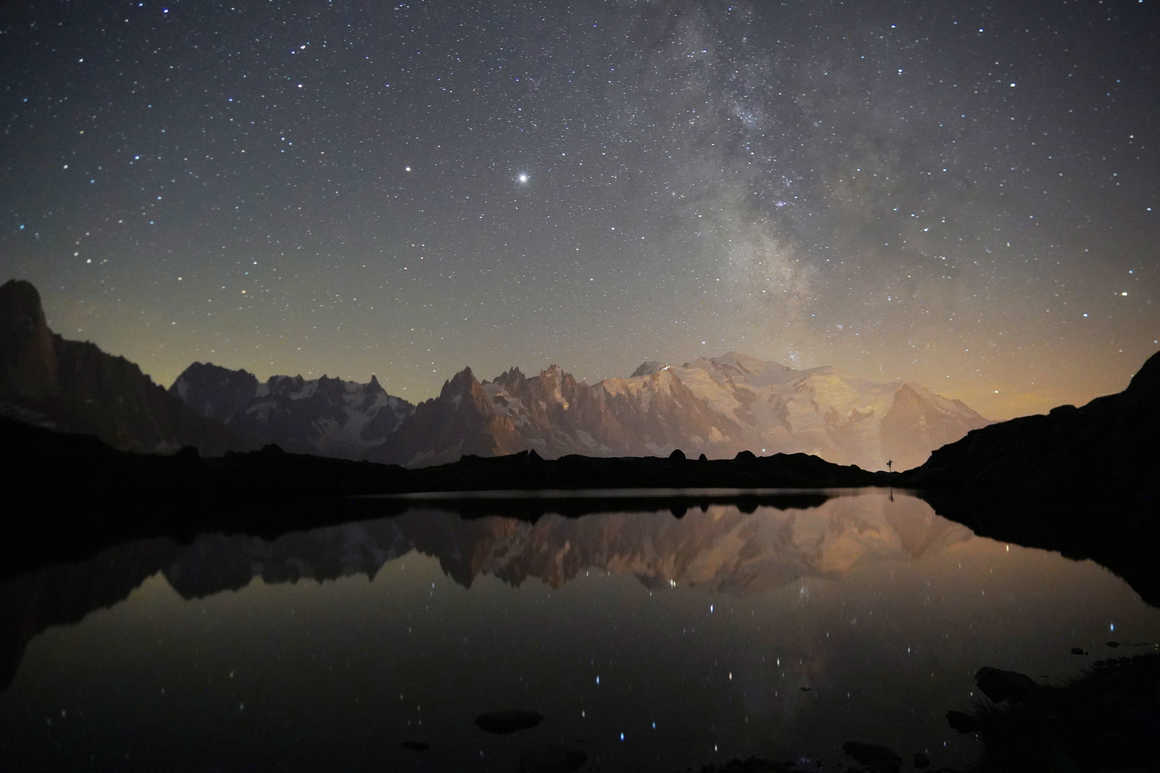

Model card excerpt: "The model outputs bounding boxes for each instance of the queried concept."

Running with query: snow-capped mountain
[372,352,988,470]
[373,361,746,467]
[170,362,412,459]
[668,352,988,470]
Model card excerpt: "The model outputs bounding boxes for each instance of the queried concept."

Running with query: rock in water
[474,709,544,734]
[975,666,1037,703]
[518,744,587,772]
[946,710,979,733]
[842,741,902,773]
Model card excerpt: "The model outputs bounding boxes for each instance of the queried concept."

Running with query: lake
[2,489,1158,771]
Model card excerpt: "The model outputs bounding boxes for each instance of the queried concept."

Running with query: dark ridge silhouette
[0,413,888,577]
[903,350,1160,604]
[906,350,1159,503]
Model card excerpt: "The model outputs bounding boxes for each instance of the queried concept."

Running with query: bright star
[517,172,529,184]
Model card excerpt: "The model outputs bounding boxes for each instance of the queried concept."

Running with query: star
[1,0,1152,419]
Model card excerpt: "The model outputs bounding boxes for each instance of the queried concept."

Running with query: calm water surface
[2,490,1158,771]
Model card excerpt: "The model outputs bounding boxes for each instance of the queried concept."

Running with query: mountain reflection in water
[2,491,1158,772]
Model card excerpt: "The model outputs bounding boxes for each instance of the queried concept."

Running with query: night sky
[2,1,1156,419]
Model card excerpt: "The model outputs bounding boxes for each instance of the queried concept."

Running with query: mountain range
[2,278,987,469]
[359,352,987,470]
[168,349,987,471]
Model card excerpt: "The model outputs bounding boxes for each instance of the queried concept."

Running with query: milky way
[2,1,1156,417]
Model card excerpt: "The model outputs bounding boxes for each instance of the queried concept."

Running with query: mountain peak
[1,279,58,399]
[494,365,525,383]
[896,382,923,397]
[441,366,478,397]
[175,360,256,382]
[713,351,765,368]
[0,279,47,329]
[631,360,666,378]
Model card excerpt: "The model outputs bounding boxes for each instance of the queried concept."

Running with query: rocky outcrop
[0,279,236,453]
[0,278,58,401]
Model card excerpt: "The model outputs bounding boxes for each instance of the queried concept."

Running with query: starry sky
[2,0,1157,419]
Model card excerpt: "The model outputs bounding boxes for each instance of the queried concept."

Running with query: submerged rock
[975,666,1037,703]
[518,744,587,772]
[946,710,979,733]
[474,709,544,734]
[692,758,804,772]
[950,655,1160,771]
[842,741,902,773]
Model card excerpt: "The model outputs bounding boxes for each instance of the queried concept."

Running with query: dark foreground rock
[945,710,979,734]
[974,667,1038,703]
[949,655,1160,772]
